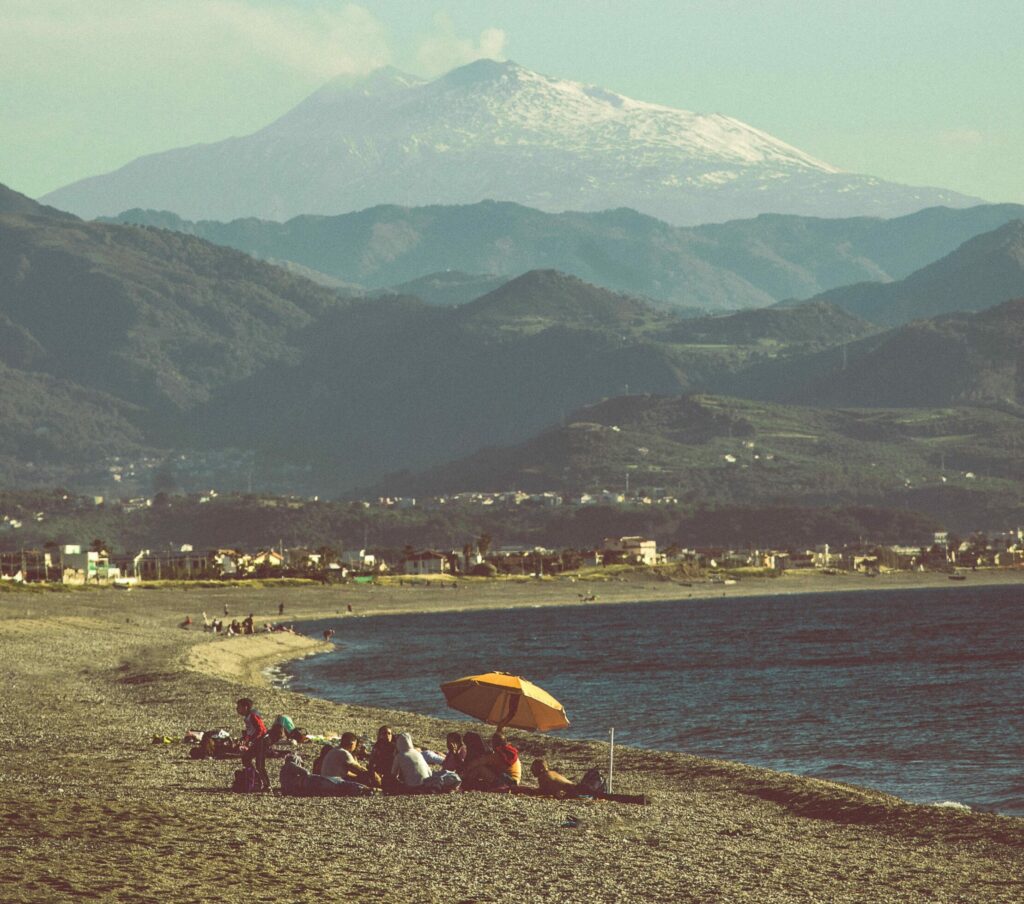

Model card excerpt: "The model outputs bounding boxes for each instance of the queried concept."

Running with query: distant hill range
[104,201,1024,313]
[800,219,1024,325]
[5,180,1024,525]
[367,393,1024,525]
[42,60,979,225]
[725,297,1024,408]
[0,183,345,480]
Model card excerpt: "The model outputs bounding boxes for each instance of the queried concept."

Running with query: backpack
[232,765,261,793]
[578,767,607,796]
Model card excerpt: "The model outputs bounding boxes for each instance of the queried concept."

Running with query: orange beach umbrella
[440,671,569,732]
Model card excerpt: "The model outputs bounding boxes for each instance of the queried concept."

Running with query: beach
[2,575,1023,902]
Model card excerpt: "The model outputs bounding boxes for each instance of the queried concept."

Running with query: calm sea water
[286,586,1024,815]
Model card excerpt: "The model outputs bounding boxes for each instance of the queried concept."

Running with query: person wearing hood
[390,732,432,791]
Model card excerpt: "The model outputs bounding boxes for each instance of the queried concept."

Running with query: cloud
[0,1,391,81]
[414,12,507,76]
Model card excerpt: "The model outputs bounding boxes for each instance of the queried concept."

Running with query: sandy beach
[2,574,1023,902]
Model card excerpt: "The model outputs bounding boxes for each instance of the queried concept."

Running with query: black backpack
[578,767,607,796]
[232,765,261,793]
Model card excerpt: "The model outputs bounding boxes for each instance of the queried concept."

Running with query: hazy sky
[3,1,1022,204]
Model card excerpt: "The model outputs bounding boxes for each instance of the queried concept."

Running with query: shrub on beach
[469,562,498,577]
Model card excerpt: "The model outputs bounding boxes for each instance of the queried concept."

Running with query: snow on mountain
[42,59,981,224]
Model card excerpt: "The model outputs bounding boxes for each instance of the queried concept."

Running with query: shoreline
[262,576,1024,819]
[187,566,1024,628]
[3,585,1023,901]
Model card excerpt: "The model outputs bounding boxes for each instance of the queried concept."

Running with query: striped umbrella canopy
[440,671,569,732]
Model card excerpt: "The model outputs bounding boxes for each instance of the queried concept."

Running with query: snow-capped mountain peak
[42,59,979,223]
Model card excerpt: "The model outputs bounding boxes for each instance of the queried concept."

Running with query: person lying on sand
[267,714,307,745]
[531,759,579,797]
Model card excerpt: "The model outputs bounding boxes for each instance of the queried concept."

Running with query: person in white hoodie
[390,732,432,790]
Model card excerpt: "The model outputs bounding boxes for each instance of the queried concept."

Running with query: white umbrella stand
[608,727,615,794]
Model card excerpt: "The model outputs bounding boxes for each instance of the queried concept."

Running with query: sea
[283,585,1024,816]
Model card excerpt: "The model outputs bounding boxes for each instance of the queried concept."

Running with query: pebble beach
[2,575,1023,902]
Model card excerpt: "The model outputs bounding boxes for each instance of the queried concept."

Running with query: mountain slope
[104,201,1024,313]
[655,301,877,349]
[725,298,1024,408]
[0,182,347,458]
[386,271,508,306]
[44,60,979,224]
[458,270,671,335]
[805,220,1024,326]
[367,393,1024,523]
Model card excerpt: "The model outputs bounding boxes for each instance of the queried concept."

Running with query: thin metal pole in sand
[608,727,615,793]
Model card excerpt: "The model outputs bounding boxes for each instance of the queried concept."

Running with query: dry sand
[1,575,1023,902]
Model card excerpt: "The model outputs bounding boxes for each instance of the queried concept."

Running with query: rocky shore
[1,580,1022,902]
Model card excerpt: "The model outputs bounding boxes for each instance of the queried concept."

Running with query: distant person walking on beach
[278,601,284,616]
[236,698,270,791]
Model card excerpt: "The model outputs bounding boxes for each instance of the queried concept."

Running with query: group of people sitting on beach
[222,699,598,798]
[309,725,523,794]
[189,612,297,636]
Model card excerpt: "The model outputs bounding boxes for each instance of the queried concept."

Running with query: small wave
[932,800,972,811]
[264,664,293,689]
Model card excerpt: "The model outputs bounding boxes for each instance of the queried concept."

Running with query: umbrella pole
[608,727,614,794]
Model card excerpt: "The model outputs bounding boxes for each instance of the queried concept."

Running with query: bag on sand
[232,765,261,793]
[421,770,462,794]
[578,768,607,796]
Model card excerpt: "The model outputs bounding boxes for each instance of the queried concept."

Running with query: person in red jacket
[490,730,521,787]
[236,698,270,791]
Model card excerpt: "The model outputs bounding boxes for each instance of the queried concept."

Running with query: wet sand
[1,577,1023,902]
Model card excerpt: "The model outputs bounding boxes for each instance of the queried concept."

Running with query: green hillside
[106,201,1024,312]
[807,220,1024,325]
[195,271,869,489]
[726,298,1024,408]
[0,187,346,424]
[369,394,1024,525]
